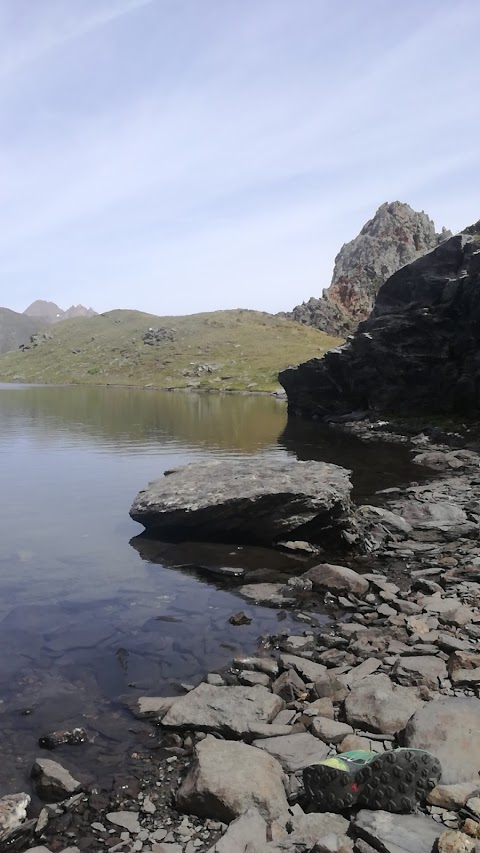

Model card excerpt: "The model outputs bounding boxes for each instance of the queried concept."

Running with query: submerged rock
[130,458,352,545]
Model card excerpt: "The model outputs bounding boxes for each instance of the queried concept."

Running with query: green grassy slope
[0,308,341,392]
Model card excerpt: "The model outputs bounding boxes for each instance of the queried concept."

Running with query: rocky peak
[286,201,451,336]
[280,223,480,418]
[23,301,97,324]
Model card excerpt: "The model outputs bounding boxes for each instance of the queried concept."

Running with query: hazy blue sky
[1,0,479,316]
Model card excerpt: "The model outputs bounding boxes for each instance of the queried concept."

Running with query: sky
[1,0,480,317]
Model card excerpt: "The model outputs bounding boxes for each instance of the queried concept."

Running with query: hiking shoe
[303,748,442,813]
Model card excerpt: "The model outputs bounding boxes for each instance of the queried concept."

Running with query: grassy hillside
[0,307,44,354]
[0,308,340,392]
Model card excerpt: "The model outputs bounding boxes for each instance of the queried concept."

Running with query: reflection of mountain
[0,385,287,453]
[278,418,430,502]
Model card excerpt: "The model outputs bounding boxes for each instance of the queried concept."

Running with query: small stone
[106,812,141,833]
[311,717,353,744]
[0,793,31,841]
[437,830,476,853]
[228,611,252,626]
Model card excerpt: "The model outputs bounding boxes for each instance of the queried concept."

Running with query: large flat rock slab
[344,674,424,735]
[353,809,444,853]
[160,683,284,737]
[130,459,352,544]
[252,732,329,772]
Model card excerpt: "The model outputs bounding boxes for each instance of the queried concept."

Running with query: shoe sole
[303,750,441,813]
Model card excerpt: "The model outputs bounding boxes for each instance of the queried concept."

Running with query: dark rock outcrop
[280,226,480,418]
[285,201,450,336]
[130,458,352,545]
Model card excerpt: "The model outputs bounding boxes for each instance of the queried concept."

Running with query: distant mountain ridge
[23,300,97,323]
[284,201,451,336]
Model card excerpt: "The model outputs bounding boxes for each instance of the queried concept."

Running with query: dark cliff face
[279,226,480,419]
[285,201,450,336]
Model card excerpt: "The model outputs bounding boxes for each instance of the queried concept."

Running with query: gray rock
[238,671,271,688]
[393,655,448,689]
[344,674,424,734]
[311,717,353,744]
[353,809,443,853]
[280,229,480,421]
[31,758,81,802]
[130,459,352,546]
[134,696,177,720]
[314,672,350,703]
[341,658,381,685]
[278,653,327,683]
[0,793,30,842]
[284,201,448,336]
[448,652,480,686]
[303,563,369,597]
[272,669,308,702]
[161,683,284,737]
[428,782,480,809]
[287,812,350,847]
[252,732,329,772]
[176,736,288,823]
[232,657,279,677]
[404,698,480,784]
[106,811,141,833]
[207,807,267,851]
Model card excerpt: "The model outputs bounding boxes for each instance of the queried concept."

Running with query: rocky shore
[2,430,480,853]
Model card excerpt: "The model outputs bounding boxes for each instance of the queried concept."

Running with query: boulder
[311,717,353,744]
[392,655,448,689]
[286,812,350,847]
[344,674,424,734]
[252,732,329,772]
[280,229,480,419]
[428,782,480,809]
[0,793,30,842]
[404,698,480,784]
[31,758,81,802]
[130,459,352,545]
[448,652,480,686]
[161,683,284,737]
[353,809,444,853]
[176,736,288,823]
[303,563,369,597]
[278,654,327,683]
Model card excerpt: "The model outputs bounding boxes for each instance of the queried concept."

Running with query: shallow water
[0,384,422,795]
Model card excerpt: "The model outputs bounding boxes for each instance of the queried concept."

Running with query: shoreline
[0,378,288,400]
[3,418,480,851]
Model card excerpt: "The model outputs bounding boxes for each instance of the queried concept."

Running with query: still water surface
[0,384,421,795]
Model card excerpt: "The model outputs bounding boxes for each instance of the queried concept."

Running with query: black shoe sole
[303,750,441,813]
[356,749,442,813]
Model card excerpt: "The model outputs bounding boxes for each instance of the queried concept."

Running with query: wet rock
[392,655,448,689]
[130,459,352,545]
[448,652,480,686]
[206,807,267,851]
[238,583,295,606]
[311,717,353,744]
[31,758,82,802]
[344,674,424,734]
[238,671,271,688]
[161,683,284,737]
[38,727,87,749]
[232,657,279,677]
[133,696,177,720]
[437,830,476,853]
[303,563,369,597]
[252,732,329,772]
[176,736,288,823]
[0,793,30,842]
[353,809,443,853]
[228,611,252,626]
[404,698,480,784]
[428,782,480,809]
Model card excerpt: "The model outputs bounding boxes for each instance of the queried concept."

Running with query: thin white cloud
[0,0,479,314]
